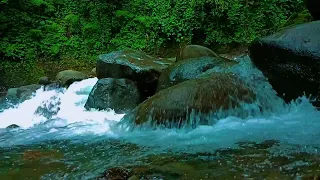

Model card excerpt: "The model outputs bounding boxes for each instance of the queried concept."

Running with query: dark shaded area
[304,0,320,20]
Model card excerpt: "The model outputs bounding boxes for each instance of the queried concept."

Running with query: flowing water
[0,56,319,179]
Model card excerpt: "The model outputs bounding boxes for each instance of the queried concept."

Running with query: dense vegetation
[0,0,310,88]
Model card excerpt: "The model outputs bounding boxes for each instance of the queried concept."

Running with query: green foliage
[111,0,306,50]
[278,9,313,30]
[0,0,308,87]
[0,0,306,60]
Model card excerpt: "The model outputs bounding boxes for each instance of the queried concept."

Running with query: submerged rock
[56,70,88,87]
[304,0,320,20]
[85,78,140,113]
[249,20,320,106]
[177,45,220,61]
[97,167,131,180]
[22,149,64,162]
[123,73,256,128]
[6,124,20,129]
[157,56,238,91]
[96,49,173,99]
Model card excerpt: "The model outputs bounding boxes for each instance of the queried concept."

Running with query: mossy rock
[157,56,238,91]
[176,45,220,61]
[123,73,256,128]
[56,70,88,87]
[96,49,173,99]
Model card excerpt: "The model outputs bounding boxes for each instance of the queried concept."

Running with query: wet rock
[85,78,140,113]
[6,124,20,129]
[157,56,237,91]
[249,20,320,107]
[177,45,220,61]
[56,70,88,87]
[96,49,172,99]
[16,84,42,101]
[38,76,51,85]
[4,84,42,103]
[124,73,256,128]
[97,167,131,180]
[304,0,320,20]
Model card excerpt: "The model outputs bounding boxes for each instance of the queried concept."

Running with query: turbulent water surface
[0,56,319,179]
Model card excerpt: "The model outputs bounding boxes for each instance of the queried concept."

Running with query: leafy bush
[113,0,305,49]
[0,0,307,87]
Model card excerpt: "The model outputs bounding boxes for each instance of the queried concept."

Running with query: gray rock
[85,78,141,113]
[16,84,42,102]
[157,56,237,91]
[96,49,172,99]
[5,84,41,103]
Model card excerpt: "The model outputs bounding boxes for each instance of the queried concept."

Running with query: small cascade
[0,78,124,129]
[0,56,318,153]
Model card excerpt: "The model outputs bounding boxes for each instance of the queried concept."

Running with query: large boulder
[122,73,256,128]
[249,20,320,106]
[85,78,141,113]
[56,70,88,87]
[96,49,173,99]
[304,0,320,20]
[157,56,238,91]
[177,45,220,61]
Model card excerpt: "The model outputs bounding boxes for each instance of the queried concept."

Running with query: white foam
[0,78,125,129]
[117,97,320,152]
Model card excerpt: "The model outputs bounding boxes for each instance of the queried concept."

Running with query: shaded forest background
[0,0,312,88]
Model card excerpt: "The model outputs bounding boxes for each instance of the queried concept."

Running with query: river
[0,56,319,179]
